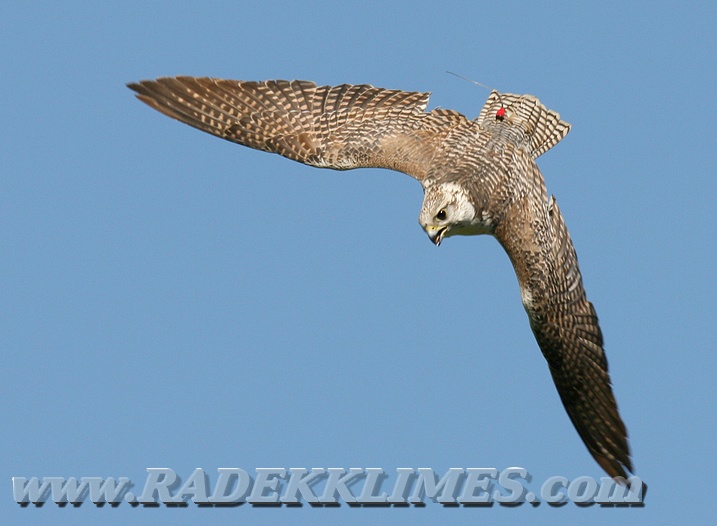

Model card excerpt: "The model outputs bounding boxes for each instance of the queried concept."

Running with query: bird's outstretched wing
[128,77,471,181]
[497,190,632,480]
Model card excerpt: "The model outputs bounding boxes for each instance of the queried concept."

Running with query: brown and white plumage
[128,77,633,479]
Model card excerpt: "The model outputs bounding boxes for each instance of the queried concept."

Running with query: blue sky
[2,1,715,524]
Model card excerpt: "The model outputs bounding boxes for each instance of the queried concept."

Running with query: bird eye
[436,209,447,221]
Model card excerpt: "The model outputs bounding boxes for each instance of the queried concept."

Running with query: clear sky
[2,1,715,524]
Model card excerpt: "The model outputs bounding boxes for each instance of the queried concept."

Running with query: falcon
[128,77,634,479]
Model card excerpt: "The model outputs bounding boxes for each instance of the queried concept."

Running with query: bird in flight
[128,76,634,480]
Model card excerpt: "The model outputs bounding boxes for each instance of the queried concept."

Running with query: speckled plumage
[128,77,633,479]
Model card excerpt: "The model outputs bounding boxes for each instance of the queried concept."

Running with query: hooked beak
[426,226,447,247]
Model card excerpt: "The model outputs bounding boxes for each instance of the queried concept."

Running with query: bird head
[418,182,477,246]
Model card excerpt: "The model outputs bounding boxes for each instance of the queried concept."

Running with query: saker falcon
[128,76,635,480]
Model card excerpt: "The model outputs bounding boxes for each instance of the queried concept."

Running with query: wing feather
[496,188,632,479]
[128,77,470,180]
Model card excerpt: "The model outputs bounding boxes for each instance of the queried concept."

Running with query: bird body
[128,77,633,480]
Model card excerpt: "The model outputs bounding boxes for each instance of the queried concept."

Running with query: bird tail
[477,91,571,159]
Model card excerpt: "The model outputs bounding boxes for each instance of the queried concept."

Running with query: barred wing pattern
[497,189,632,479]
[128,77,471,180]
[480,95,633,480]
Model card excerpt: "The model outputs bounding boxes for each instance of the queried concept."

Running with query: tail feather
[477,90,571,159]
